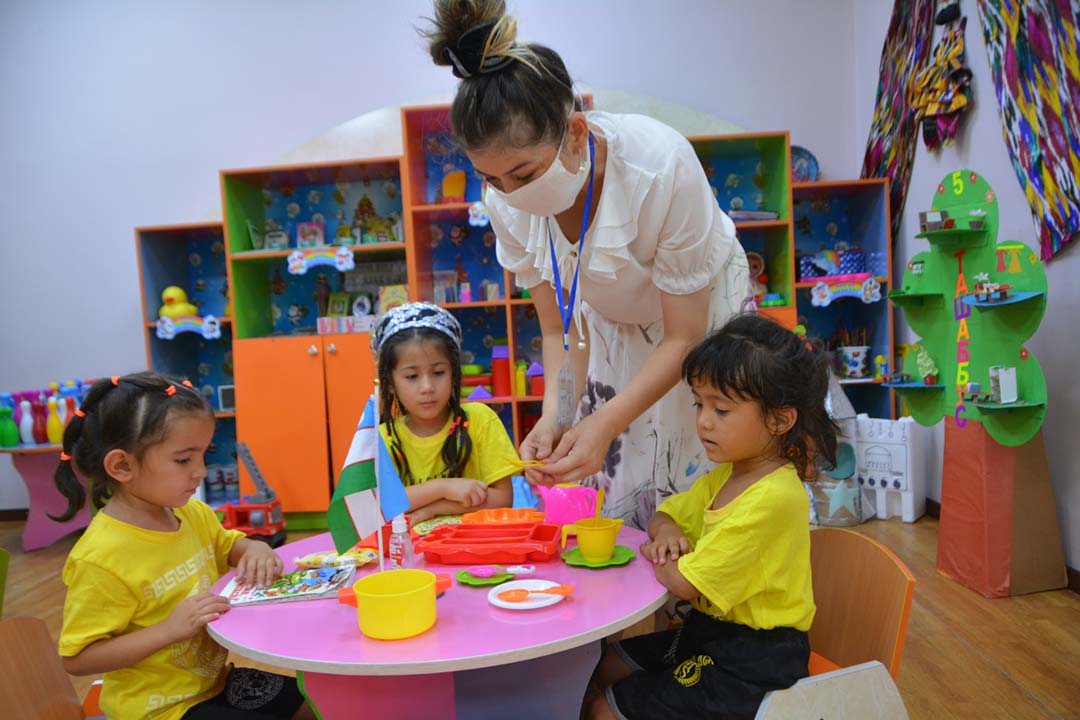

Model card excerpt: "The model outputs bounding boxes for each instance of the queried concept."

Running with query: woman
[424,0,751,528]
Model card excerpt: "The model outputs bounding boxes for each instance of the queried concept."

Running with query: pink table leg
[297,642,600,720]
[12,451,91,551]
[299,671,455,720]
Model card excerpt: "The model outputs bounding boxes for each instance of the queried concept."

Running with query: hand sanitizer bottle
[388,514,413,570]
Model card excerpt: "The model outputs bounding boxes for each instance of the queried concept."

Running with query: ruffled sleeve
[651,145,737,295]
[489,189,545,290]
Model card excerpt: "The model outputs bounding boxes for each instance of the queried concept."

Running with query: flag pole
[373,379,385,573]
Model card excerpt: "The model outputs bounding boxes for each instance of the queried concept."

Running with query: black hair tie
[445,20,515,79]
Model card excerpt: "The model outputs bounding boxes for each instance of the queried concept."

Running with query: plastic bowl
[352,569,436,640]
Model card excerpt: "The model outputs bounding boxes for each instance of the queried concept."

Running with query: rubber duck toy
[159,286,200,319]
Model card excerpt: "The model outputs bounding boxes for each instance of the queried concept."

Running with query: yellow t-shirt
[379,402,519,487]
[60,499,245,720]
[659,463,815,632]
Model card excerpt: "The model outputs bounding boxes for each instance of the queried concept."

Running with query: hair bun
[424,0,520,78]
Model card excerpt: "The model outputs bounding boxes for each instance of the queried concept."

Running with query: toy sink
[414,522,561,564]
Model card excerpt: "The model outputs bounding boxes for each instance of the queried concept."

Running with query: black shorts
[607,610,809,720]
[182,666,305,720]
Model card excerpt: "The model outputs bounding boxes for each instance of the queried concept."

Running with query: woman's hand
[160,592,232,643]
[443,478,488,507]
[519,416,566,486]
[234,540,283,588]
[529,413,616,485]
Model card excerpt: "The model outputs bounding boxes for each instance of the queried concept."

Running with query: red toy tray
[413,522,561,564]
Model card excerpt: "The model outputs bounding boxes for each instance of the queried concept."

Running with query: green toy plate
[455,569,514,586]
[561,545,635,569]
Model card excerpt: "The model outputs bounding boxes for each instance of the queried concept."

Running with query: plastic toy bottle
[388,514,414,570]
[0,407,19,448]
[31,401,48,444]
[18,400,34,444]
[64,396,77,426]
[514,362,527,396]
[491,345,511,397]
[46,397,64,444]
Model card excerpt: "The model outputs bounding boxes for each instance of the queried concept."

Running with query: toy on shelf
[873,355,888,380]
[988,366,1018,404]
[918,209,949,232]
[961,382,991,403]
[746,251,769,301]
[515,362,527,395]
[218,442,286,547]
[968,208,986,229]
[491,346,511,396]
[971,279,1011,302]
[158,286,199,319]
[915,346,938,385]
[526,362,544,395]
[45,398,63,445]
[296,221,325,248]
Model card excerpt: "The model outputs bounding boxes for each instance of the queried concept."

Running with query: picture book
[220,566,354,605]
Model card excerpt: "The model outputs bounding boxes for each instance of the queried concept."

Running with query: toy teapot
[535,484,599,526]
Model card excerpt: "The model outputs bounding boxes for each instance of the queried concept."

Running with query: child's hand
[445,478,488,507]
[161,592,231,643]
[641,528,692,566]
[235,541,284,588]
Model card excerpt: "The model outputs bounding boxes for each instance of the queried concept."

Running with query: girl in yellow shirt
[55,372,315,720]
[372,303,518,522]
[587,315,838,720]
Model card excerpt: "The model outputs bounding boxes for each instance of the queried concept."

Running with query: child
[54,372,315,720]
[587,314,837,720]
[372,302,518,522]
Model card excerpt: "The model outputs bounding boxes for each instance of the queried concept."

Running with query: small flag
[327,394,411,553]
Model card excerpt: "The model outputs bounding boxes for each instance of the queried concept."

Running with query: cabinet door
[323,333,376,478]
[234,336,331,512]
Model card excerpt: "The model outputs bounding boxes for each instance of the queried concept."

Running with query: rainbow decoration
[287,246,356,276]
[810,274,883,307]
[156,315,222,341]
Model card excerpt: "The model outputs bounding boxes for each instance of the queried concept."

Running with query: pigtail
[50,377,115,521]
[440,388,473,479]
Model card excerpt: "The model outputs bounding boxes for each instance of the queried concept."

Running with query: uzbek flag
[327,394,411,553]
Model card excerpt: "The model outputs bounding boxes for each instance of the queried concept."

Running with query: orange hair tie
[74,409,86,418]
[60,452,71,461]
[181,380,193,388]
[111,376,120,386]
[165,385,177,396]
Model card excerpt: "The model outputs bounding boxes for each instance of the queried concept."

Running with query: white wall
[853,1,1080,568]
[0,0,857,508]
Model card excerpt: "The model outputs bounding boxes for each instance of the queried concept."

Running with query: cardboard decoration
[889,170,1064,597]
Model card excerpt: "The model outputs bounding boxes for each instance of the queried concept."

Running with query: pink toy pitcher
[536,485,599,526]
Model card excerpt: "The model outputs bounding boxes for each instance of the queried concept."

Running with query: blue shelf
[960,291,1044,309]
[971,400,1045,412]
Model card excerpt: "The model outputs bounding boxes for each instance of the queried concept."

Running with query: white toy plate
[487,579,566,610]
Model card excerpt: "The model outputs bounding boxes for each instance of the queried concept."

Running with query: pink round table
[209,527,667,720]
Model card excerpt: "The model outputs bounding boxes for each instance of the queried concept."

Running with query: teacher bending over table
[424,0,751,528]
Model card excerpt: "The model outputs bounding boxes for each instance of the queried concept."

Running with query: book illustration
[220,566,354,605]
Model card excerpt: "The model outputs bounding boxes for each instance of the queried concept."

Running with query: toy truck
[219,441,287,547]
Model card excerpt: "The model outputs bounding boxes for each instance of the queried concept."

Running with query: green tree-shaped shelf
[888,170,1047,446]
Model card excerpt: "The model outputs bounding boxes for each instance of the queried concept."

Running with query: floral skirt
[578,247,751,529]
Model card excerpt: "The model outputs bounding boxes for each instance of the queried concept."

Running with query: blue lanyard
[547,132,596,350]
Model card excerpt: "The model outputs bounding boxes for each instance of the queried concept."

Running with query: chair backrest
[808,528,915,679]
[0,546,9,618]
[0,616,83,719]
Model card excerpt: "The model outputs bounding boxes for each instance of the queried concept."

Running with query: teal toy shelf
[960,291,1045,309]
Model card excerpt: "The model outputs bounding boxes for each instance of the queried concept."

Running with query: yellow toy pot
[351,569,437,640]
[561,518,624,563]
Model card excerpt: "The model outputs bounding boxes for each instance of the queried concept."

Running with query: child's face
[391,338,453,428]
[128,412,216,508]
[691,381,777,465]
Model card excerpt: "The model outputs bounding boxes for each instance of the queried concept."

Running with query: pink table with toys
[208,527,666,720]
[0,446,92,551]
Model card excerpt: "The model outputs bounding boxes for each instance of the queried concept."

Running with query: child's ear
[767,407,798,436]
[102,449,135,484]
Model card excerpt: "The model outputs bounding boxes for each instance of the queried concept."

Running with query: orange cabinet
[234,334,375,512]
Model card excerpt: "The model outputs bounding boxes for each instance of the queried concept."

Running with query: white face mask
[490,126,591,216]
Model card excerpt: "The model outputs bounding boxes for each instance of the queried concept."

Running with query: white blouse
[489,111,739,325]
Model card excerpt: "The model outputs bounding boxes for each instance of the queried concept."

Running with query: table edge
[208,592,669,676]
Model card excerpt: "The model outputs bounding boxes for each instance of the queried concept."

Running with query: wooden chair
[807,527,916,679]
[0,616,104,719]
[0,547,9,618]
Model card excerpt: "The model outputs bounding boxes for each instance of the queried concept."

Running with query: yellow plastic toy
[352,569,437,640]
[159,286,199,319]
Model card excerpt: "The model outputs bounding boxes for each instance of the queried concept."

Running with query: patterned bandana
[371,302,463,356]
